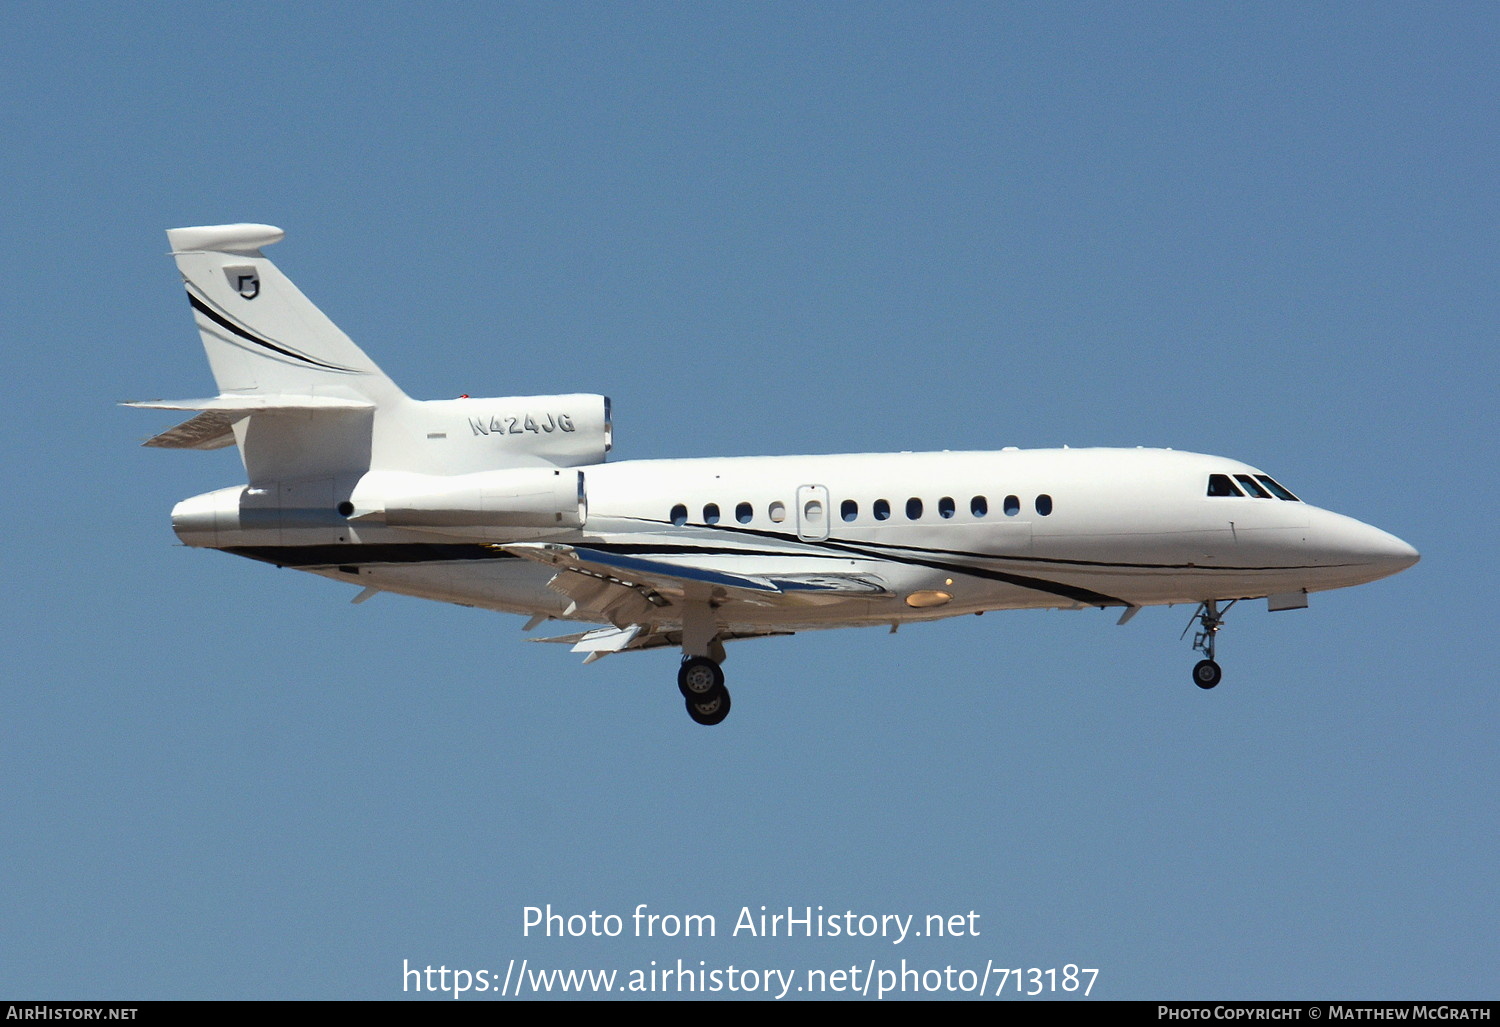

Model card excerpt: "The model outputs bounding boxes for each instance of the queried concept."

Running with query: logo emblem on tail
[224,264,260,300]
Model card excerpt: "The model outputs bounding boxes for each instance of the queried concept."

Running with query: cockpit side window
[1234,474,1271,498]
[1207,474,1243,497]
[1255,475,1301,501]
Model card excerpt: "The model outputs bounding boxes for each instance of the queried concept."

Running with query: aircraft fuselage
[174,446,1416,633]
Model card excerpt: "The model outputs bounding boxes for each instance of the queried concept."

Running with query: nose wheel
[1192,658,1223,689]
[1183,599,1236,689]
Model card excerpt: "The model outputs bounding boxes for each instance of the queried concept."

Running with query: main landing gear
[1184,599,1237,689]
[677,602,731,725]
[678,656,730,726]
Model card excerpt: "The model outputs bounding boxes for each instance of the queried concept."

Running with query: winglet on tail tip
[166,224,285,255]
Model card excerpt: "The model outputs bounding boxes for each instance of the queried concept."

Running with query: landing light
[905,590,953,609]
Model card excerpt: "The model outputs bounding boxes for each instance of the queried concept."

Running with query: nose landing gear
[1192,657,1223,689]
[1184,599,1236,689]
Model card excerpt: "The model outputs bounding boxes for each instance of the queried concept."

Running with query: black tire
[685,687,732,726]
[677,656,725,701]
[1193,659,1223,689]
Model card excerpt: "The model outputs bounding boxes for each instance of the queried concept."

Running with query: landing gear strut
[677,602,732,725]
[1184,599,1236,689]
[678,655,731,726]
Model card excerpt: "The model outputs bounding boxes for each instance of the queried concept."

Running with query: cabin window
[1234,474,1271,498]
[1004,495,1020,516]
[1255,475,1301,501]
[906,497,923,520]
[768,501,787,523]
[670,503,688,526]
[938,496,955,519]
[736,502,753,524]
[1036,494,1053,516]
[1207,474,1243,497]
[704,503,721,523]
[874,499,891,521]
[841,499,858,522]
[971,495,988,517]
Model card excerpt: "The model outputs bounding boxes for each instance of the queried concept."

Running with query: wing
[499,541,893,637]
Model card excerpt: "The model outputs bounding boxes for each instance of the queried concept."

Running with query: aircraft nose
[1382,532,1420,571]
[1351,522,1419,571]
[1315,510,1419,581]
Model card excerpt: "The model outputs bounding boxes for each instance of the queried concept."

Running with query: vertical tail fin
[166,224,404,405]
[134,225,613,486]
[131,224,410,482]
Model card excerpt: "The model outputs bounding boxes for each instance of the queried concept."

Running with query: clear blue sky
[2,1,1494,1000]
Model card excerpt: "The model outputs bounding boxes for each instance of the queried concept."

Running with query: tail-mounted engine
[170,467,589,549]
[349,467,588,536]
[390,394,612,476]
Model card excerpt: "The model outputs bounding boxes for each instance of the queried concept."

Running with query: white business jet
[130,224,1418,724]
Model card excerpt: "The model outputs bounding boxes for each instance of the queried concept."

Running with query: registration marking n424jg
[469,413,577,437]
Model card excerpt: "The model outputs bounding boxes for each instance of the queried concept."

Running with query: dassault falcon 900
[130,224,1418,724]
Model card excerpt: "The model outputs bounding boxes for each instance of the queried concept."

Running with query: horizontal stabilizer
[125,394,378,452]
[124,395,374,412]
[140,410,238,450]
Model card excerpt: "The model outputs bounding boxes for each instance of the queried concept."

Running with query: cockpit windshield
[1234,474,1271,498]
[1206,472,1300,501]
[1253,474,1299,501]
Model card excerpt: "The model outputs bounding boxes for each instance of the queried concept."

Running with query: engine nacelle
[349,467,587,537]
[170,466,588,548]
[386,394,612,476]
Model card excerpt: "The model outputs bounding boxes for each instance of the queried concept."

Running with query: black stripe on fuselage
[222,533,1127,608]
[225,544,517,567]
[587,536,1128,607]
[586,522,1348,607]
[187,290,360,373]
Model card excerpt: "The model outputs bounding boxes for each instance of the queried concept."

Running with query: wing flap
[568,625,643,654]
[766,573,893,597]
[545,571,663,628]
[530,623,795,661]
[502,543,780,594]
